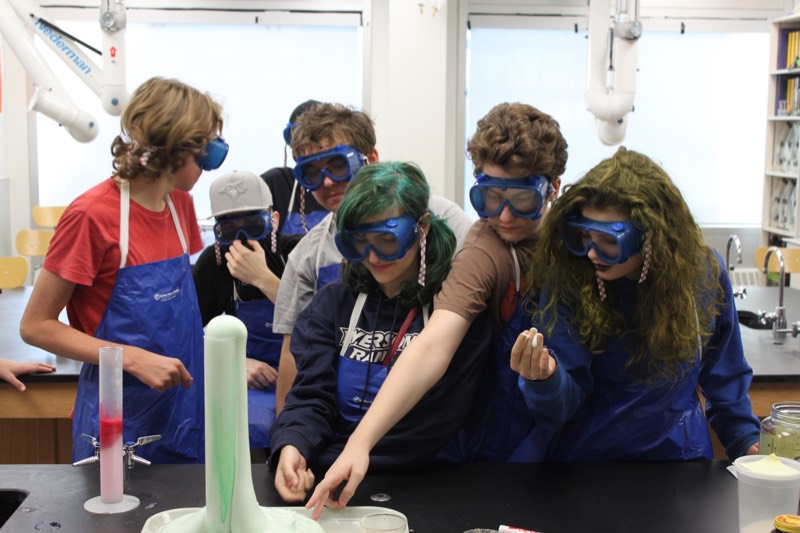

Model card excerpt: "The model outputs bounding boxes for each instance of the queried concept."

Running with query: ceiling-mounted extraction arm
[585,0,642,146]
[0,0,129,142]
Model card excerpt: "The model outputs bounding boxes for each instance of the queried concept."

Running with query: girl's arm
[270,287,344,469]
[306,308,471,519]
[699,260,761,458]
[20,269,192,392]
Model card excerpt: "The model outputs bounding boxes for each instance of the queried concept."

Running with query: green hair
[336,161,456,307]
[525,147,722,382]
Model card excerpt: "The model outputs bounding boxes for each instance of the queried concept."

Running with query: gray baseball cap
[209,171,273,217]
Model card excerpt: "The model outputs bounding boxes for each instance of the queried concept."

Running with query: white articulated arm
[0,0,129,142]
[0,0,97,142]
[585,0,641,146]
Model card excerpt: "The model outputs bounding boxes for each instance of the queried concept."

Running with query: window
[465,24,768,226]
[35,16,363,220]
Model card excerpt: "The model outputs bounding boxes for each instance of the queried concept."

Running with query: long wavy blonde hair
[526,147,722,382]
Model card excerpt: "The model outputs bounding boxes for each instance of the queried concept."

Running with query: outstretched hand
[305,442,371,520]
[510,327,557,381]
[0,358,56,392]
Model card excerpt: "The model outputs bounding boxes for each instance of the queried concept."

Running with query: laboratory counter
[0,460,740,533]
[2,286,800,462]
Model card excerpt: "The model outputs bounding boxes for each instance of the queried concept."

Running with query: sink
[738,310,772,330]
[0,489,28,528]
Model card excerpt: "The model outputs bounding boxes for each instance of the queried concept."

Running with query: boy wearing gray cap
[192,171,285,455]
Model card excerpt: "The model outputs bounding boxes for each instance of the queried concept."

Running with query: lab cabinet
[764,13,800,241]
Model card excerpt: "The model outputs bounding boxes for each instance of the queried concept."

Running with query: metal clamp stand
[74,433,161,474]
[123,435,161,476]
[73,432,160,514]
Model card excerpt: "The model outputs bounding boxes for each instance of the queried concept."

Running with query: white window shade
[465,25,768,226]
[35,16,362,220]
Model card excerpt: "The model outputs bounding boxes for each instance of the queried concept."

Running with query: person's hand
[510,327,557,381]
[745,441,760,455]
[0,359,56,392]
[274,445,315,502]
[245,358,278,389]
[123,348,193,392]
[306,441,371,520]
[226,240,271,286]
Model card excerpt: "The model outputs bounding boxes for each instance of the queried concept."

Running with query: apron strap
[118,181,187,269]
[119,181,131,269]
[166,194,188,254]
[287,180,298,218]
[509,245,520,293]
[340,292,368,356]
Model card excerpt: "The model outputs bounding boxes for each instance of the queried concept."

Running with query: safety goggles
[563,215,644,264]
[335,215,419,262]
[282,122,295,145]
[214,211,271,245]
[197,137,229,171]
[293,145,366,191]
[468,174,551,219]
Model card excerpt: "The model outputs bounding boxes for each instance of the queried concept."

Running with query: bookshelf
[764,13,800,242]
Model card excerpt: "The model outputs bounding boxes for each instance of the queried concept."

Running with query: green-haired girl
[269,161,490,502]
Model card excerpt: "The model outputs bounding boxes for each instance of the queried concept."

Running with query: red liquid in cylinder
[99,416,123,503]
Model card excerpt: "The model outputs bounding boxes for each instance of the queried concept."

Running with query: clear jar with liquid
[761,402,800,460]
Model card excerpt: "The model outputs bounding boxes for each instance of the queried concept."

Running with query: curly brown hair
[290,103,376,158]
[111,77,224,181]
[467,102,568,180]
[526,147,723,382]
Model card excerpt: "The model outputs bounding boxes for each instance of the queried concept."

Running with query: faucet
[725,234,747,299]
[725,234,742,271]
[762,246,788,344]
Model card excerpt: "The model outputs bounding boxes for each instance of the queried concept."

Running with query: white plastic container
[734,454,800,533]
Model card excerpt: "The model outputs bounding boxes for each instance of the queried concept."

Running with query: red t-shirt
[43,178,204,336]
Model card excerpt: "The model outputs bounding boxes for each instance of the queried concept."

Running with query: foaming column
[152,316,324,533]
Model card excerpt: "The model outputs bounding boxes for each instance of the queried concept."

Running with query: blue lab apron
[471,246,537,462]
[234,292,281,448]
[280,182,328,236]
[282,211,328,237]
[547,287,711,461]
[335,294,428,424]
[71,183,204,464]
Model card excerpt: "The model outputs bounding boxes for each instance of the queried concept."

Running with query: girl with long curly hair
[511,147,760,461]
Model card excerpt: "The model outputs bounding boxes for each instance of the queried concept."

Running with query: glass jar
[761,402,800,460]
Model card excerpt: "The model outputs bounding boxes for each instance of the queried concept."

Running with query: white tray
[141,505,409,533]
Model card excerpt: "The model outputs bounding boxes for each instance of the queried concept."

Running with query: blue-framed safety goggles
[294,145,366,191]
[282,122,295,145]
[214,211,271,245]
[197,137,229,171]
[335,215,419,262]
[563,215,644,264]
[468,174,551,219]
